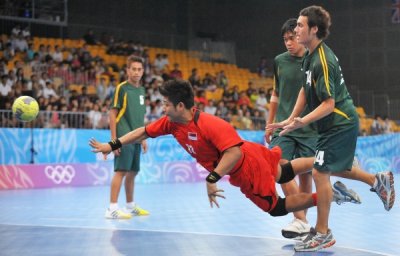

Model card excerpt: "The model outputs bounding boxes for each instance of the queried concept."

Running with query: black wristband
[108,138,122,151]
[206,171,222,183]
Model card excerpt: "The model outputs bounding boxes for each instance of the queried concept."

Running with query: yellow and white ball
[12,96,40,122]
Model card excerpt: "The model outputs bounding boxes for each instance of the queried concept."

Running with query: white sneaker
[105,208,132,219]
[333,181,362,204]
[294,227,336,252]
[371,171,395,211]
[281,218,311,239]
[352,156,360,168]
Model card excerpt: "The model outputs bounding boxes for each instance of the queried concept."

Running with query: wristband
[206,171,222,183]
[108,138,122,151]
[270,95,279,103]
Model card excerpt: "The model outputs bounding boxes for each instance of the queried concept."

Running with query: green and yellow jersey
[302,42,358,133]
[111,81,146,137]
[273,51,316,138]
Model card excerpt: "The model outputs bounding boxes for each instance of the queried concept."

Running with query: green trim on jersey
[302,42,358,133]
[110,81,146,137]
[272,51,317,138]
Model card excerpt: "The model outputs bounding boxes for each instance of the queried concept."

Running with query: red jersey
[145,109,282,212]
[145,109,243,172]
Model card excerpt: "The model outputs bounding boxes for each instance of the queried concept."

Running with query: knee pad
[278,162,295,184]
[269,197,288,217]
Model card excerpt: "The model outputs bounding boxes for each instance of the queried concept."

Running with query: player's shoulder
[197,111,229,127]
[274,51,290,62]
[317,43,337,61]
[198,110,218,121]
[116,81,129,90]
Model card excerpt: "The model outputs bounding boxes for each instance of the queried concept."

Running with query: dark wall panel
[62,0,399,100]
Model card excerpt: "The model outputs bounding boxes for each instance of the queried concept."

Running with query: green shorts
[270,135,317,160]
[313,123,359,173]
[114,143,142,172]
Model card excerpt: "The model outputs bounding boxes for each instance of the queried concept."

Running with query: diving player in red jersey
[90,79,357,217]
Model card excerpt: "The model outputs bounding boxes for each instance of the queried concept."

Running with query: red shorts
[229,143,281,212]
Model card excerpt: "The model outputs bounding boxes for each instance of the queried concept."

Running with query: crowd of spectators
[370,114,393,135]
[0,26,271,130]
[2,26,395,134]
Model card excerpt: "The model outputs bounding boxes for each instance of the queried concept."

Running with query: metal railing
[0,110,267,130]
[0,110,109,129]
[348,85,400,120]
[0,0,68,26]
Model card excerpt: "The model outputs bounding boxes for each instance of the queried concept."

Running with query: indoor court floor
[0,176,399,256]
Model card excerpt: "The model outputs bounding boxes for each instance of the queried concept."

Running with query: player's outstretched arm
[89,138,112,154]
[89,127,149,154]
[119,127,148,145]
[204,146,242,208]
[279,117,306,136]
[265,92,279,143]
[267,88,307,134]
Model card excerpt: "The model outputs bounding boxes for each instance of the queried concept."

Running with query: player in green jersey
[105,55,149,219]
[266,18,316,240]
[268,6,395,252]
[267,18,360,241]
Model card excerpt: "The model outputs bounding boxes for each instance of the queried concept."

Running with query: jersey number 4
[314,150,325,166]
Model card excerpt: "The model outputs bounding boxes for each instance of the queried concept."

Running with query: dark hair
[159,79,194,109]
[281,18,297,36]
[299,5,331,40]
[126,55,144,68]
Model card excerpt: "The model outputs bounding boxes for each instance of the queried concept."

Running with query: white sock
[109,203,118,211]
[373,178,378,189]
[126,202,136,209]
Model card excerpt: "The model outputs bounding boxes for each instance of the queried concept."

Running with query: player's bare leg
[105,171,131,219]
[280,159,311,239]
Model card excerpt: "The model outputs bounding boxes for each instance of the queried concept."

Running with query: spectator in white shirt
[153,54,164,72]
[370,114,384,135]
[27,74,39,90]
[88,103,102,129]
[150,88,163,102]
[255,91,268,114]
[3,43,15,61]
[22,26,31,38]
[145,103,161,124]
[96,77,108,101]
[38,72,52,89]
[0,59,8,75]
[160,54,169,69]
[204,99,217,115]
[154,99,164,117]
[382,116,393,134]
[11,25,21,37]
[7,70,17,86]
[0,75,12,97]
[13,33,28,52]
[40,81,59,99]
[52,45,64,63]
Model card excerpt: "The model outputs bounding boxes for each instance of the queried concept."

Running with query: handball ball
[12,96,40,122]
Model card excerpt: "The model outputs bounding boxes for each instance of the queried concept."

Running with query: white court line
[0,222,394,256]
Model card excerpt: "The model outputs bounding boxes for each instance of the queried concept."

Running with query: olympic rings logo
[44,165,76,184]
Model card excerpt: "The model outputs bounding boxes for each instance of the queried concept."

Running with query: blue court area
[0,177,399,256]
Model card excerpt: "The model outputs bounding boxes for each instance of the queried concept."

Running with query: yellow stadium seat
[205,88,224,101]
[356,107,366,118]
